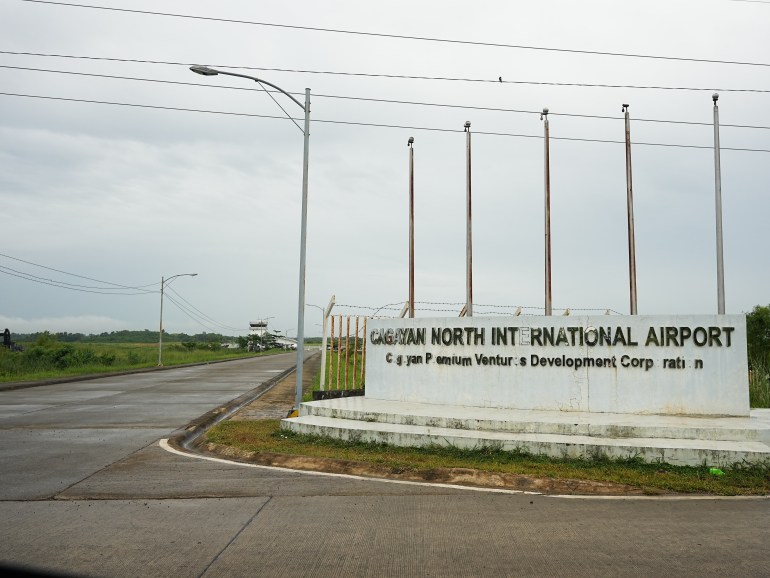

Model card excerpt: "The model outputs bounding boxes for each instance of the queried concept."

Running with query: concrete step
[283,413,770,467]
[299,397,770,444]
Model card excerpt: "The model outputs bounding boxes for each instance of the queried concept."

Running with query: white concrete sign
[365,315,749,416]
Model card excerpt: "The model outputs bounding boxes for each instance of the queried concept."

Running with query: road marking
[158,439,769,501]
[159,439,538,496]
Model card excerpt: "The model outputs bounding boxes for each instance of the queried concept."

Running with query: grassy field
[206,419,770,496]
[0,340,284,383]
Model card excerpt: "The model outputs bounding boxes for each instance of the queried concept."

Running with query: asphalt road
[1,355,768,577]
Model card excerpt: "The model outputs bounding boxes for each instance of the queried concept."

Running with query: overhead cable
[162,293,221,334]
[2,53,769,94]
[3,91,768,153]
[0,251,159,291]
[0,267,154,295]
[16,0,770,68]
[2,64,769,130]
[166,286,245,333]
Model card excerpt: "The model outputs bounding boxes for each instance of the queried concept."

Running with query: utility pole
[623,104,638,315]
[541,109,552,316]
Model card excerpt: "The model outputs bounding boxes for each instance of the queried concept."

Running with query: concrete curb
[167,351,320,454]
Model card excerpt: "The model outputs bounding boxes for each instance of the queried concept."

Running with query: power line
[166,286,245,333]
[0,251,159,291]
[0,267,154,295]
[0,264,155,293]
[3,63,770,131]
[162,293,221,334]
[17,0,770,68]
[5,91,769,153]
[3,53,770,95]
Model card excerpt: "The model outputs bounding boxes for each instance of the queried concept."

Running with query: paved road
[1,356,768,577]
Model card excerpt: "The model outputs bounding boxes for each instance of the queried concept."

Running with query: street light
[308,296,334,390]
[158,273,197,366]
[191,64,311,414]
[307,304,324,331]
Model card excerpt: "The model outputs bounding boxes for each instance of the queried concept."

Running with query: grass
[206,419,770,496]
[304,349,365,401]
[749,356,770,409]
[0,341,287,383]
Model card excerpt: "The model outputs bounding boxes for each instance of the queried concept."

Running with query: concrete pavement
[1,353,768,577]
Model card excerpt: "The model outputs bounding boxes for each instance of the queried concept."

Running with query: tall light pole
[408,136,415,318]
[712,93,726,315]
[191,64,311,412]
[623,104,638,315]
[158,273,197,366]
[464,121,473,317]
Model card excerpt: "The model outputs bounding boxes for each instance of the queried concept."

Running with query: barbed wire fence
[333,301,622,318]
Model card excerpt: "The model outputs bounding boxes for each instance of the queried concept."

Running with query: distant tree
[747,305,770,362]
[263,332,280,349]
[35,331,58,348]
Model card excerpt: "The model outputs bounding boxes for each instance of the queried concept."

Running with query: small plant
[749,355,770,408]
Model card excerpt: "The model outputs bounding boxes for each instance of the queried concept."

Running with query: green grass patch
[206,419,770,496]
[0,340,286,383]
[304,349,365,401]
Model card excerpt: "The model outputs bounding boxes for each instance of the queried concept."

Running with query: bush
[747,305,770,364]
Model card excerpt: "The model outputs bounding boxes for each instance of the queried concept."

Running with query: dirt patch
[197,440,650,496]
[231,352,322,420]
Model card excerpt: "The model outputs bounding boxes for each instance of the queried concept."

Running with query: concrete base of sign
[281,397,770,467]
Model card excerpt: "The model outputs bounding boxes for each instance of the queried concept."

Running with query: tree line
[11,330,237,344]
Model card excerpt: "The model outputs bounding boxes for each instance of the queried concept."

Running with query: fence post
[319,294,335,391]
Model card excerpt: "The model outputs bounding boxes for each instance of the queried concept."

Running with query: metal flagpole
[712,93,726,315]
[464,121,473,317]
[542,109,552,316]
[623,104,638,315]
[408,136,415,318]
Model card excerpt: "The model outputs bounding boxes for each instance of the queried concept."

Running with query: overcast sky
[1,0,768,338]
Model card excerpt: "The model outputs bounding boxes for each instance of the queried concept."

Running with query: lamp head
[712,92,719,103]
[408,136,414,147]
[190,65,219,76]
[464,121,471,131]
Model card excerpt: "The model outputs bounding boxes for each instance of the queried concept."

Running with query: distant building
[275,336,297,350]
[249,320,268,338]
